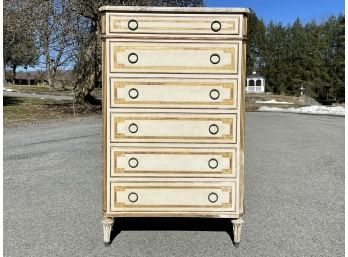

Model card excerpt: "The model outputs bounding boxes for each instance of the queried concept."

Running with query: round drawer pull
[209,89,220,100]
[128,19,138,31]
[208,192,218,203]
[209,124,219,135]
[211,20,221,32]
[128,88,139,99]
[128,53,138,64]
[128,157,139,168]
[128,192,138,203]
[208,158,219,169]
[210,54,220,64]
[128,123,138,133]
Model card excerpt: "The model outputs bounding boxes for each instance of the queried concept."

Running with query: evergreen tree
[332,15,345,101]
[260,21,289,94]
[246,9,266,74]
[247,12,345,102]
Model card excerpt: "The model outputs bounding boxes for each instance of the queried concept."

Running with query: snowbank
[258,105,345,116]
[255,99,294,104]
[3,88,16,92]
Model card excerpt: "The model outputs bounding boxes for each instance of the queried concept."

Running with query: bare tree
[4,0,39,81]
[70,0,205,105]
[29,0,78,88]
[4,0,204,102]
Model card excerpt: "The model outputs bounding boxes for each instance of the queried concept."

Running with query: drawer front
[110,77,238,109]
[108,13,240,36]
[109,41,238,74]
[110,113,237,143]
[110,147,237,177]
[110,182,236,212]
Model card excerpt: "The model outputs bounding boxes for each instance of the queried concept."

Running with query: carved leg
[102,217,114,246]
[231,218,244,247]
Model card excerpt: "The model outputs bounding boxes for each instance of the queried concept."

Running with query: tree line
[3,0,204,104]
[4,2,345,104]
[247,10,345,102]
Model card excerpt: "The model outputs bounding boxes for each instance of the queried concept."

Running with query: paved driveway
[3,113,344,257]
[3,91,74,101]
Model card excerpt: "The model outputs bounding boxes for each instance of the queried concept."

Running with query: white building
[246,71,265,93]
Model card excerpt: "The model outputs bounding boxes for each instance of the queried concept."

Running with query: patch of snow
[255,99,294,104]
[3,88,16,92]
[258,105,345,116]
[41,98,45,99]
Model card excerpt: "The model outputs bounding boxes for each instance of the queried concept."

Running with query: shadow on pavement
[110,218,234,244]
[3,96,24,106]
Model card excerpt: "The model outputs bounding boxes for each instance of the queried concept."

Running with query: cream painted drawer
[110,181,236,212]
[110,77,238,109]
[109,41,238,74]
[110,113,237,143]
[110,147,237,177]
[108,13,240,36]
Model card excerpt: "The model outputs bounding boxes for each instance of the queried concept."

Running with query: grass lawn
[4,84,73,95]
[4,84,102,98]
[3,91,314,126]
[3,96,101,126]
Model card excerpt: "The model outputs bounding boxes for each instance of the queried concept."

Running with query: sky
[207,0,344,25]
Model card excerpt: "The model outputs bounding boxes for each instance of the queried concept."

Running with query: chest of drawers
[100,6,249,247]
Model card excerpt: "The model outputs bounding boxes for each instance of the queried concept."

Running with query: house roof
[247,73,264,79]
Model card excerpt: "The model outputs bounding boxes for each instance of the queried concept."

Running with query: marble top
[99,6,250,14]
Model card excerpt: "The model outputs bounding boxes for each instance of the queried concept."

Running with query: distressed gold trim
[112,80,236,106]
[112,19,236,31]
[111,43,238,72]
[239,40,247,214]
[112,151,234,175]
[112,19,120,29]
[101,40,107,212]
[101,14,106,34]
[113,185,233,209]
[109,15,239,34]
[104,212,241,218]
[242,16,248,37]
[112,115,235,141]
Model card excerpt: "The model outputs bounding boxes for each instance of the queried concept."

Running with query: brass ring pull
[128,53,138,64]
[128,192,138,203]
[208,192,218,203]
[128,88,139,99]
[128,157,139,168]
[209,89,220,100]
[210,54,220,64]
[208,158,219,169]
[209,124,219,135]
[211,20,221,32]
[128,123,138,133]
[128,19,138,31]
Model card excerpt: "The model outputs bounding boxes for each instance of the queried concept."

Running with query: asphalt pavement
[3,113,345,257]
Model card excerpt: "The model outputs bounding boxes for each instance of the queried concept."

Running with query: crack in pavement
[6,133,101,149]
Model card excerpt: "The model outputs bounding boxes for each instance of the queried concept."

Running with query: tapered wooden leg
[231,218,244,247]
[102,217,114,246]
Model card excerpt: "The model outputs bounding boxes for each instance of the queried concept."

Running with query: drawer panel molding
[108,14,240,36]
[110,147,237,177]
[110,77,238,109]
[110,182,237,212]
[110,113,237,143]
[110,41,239,74]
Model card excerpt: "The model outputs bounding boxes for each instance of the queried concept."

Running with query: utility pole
[28,72,31,93]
